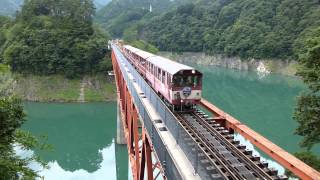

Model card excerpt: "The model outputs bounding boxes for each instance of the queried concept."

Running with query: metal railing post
[195,144,199,174]
[176,121,180,145]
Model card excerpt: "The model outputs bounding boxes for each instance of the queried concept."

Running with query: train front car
[147,56,202,110]
[172,69,202,106]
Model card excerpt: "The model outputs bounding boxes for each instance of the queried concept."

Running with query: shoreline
[23,99,116,103]
[5,54,301,104]
[13,74,117,103]
[158,51,299,77]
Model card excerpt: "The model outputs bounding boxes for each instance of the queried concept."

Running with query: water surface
[197,65,320,154]
[22,65,319,180]
[23,102,129,180]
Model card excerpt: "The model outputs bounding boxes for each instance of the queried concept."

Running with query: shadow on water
[23,102,129,179]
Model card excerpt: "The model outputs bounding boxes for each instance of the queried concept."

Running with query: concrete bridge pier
[116,99,126,144]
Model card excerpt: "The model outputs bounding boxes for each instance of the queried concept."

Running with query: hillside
[0,0,112,78]
[0,0,110,15]
[0,0,23,16]
[95,0,192,37]
[140,0,320,59]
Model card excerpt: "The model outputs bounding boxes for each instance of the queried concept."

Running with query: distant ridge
[0,0,23,16]
[94,0,112,10]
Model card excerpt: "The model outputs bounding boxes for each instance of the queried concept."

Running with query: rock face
[158,52,298,76]
[257,62,271,74]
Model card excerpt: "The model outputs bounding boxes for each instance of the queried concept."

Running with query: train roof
[124,45,155,59]
[123,45,196,75]
[147,56,194,75]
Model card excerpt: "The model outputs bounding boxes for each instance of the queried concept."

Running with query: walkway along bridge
[110,42,320,180]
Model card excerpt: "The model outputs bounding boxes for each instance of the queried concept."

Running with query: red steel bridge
[110,42,320,180]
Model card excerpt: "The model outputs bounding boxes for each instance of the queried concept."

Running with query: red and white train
[119,44,203,108]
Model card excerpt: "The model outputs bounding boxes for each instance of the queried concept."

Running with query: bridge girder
[112,50,165,180]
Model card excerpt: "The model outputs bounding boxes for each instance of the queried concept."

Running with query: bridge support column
[116,99,126,144]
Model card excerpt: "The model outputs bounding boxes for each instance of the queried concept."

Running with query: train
[117,43,203,109]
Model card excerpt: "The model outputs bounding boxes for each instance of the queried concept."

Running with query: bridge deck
[112,42,320,180]
[134,76,201,180]
[113,45,202,179]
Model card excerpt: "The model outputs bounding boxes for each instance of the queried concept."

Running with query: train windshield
[173,75,201,87]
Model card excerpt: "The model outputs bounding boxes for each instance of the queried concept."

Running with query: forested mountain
[0,0,111,15]
[0,0,111,78]
[0,0,23,16]
[140,0,320,59]
[95,0,192,37]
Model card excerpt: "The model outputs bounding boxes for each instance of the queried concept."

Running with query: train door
[167,73,171,101]
[152,64,155,87]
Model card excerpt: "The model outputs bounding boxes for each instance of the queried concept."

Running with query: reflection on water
[22,102,129,180]
[39,143,116,180]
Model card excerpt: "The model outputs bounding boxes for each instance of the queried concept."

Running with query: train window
[187,76,195,86]
[156,68,158,78]
[173,75,200,87]
[158,68,161,80]
[162,71,166,83]
[195,76,201,86]
[173,75,183,86]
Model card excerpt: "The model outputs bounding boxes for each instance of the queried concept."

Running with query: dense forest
[97,0,320,60]
[140,0,320,60]
[95,0,192,38]
[0,0,112,78]
[0,0,109,16]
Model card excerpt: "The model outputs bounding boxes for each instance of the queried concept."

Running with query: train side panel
[121,44,202,106]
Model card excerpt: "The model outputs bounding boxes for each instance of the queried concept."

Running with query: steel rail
[175,112,239,180]
[190,111,275,179]
[177,111,279,179]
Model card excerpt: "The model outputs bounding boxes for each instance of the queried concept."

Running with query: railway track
[175,110,288,180]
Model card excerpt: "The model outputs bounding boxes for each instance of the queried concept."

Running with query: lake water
[23,102,130,180]
[22,65,319,179]
[198,65,320,154]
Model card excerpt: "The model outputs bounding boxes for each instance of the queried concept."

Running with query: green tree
[2,0,110,78]
[0,67,48,179]
[294,27,320,149]
[287,26,320,176]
